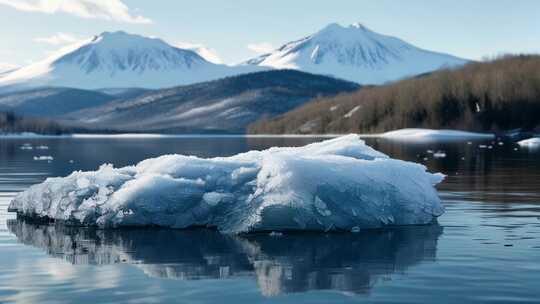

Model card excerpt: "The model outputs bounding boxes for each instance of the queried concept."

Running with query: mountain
[248,55,540,134]
[0,31,262,91]
[0,87,115,117]
[67,70,359,133]
[245,23,468,84]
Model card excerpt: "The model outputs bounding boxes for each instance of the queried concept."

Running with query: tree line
[0,111,67,134]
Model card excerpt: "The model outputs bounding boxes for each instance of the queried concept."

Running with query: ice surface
[9,135,445,233]
[518,137,540,148]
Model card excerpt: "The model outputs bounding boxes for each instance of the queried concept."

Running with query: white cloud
[34,32,80,45]
[175,42,223,64]
[0,62,18,73]
[0,0,152,24]
[247,42,275,54]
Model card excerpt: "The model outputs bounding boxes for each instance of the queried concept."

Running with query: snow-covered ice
[381,128,494,141]
[433,151,447,158]
[33,156,54,161]
[518,137,540,148]
[9,135,445,233]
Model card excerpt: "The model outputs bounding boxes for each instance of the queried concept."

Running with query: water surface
[1,136,539,303]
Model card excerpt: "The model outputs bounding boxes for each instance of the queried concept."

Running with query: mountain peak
[86,30,170,51]
[0,30,262,90]
[246,23,468,84]
[349,22,369,31]
[99,30,130,37]
[320,22,342,31]
[318,22,372,34]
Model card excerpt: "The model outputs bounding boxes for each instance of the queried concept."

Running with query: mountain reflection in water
[8,219,442,297]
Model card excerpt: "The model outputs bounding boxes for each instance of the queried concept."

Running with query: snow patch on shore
[381,128,494,141]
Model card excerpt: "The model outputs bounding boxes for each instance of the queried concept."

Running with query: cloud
[0,0,152,24]
[0,62,18,73]
[247,42,275,54]
[175,42,223,64]
[34,32,81,45]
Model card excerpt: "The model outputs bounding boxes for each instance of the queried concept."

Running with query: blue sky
[0,0,539,69]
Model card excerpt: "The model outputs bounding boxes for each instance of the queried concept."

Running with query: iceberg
[8,135,445,233]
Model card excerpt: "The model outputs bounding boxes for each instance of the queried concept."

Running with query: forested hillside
[248,55,540,134]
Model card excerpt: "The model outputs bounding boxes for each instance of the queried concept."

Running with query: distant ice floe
[380,128,494,141]
[19,143,33,150]
[518,137,540,148]
[9,135,444,233]
[433,151,447,158]
[33,156,54,161]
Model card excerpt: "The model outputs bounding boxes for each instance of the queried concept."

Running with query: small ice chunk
[433,151,446,158]
[33,156,53,161]
[36,145,49,150]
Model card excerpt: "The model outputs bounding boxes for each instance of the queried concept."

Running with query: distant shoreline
[0,128,496,140]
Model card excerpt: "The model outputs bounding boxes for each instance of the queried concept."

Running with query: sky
[0,0,539,70]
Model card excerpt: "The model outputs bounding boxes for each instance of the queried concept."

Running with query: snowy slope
[0,31,262,90]
[245,23,468,84]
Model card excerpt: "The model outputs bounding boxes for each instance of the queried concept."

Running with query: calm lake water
[1,136,539,303]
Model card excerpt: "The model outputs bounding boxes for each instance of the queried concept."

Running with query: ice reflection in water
[8,219,442,296]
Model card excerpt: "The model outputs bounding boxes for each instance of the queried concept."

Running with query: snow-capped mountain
[245,23,468,84]
[0,31,261,90]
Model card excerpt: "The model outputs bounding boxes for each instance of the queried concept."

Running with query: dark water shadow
[8,219,442,296]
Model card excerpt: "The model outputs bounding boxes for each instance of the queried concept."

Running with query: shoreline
[0,128,496,140]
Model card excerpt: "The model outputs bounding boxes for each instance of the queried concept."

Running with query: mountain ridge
[244,23,468,84]
[0,31,262,91]
[65,69,360,133]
